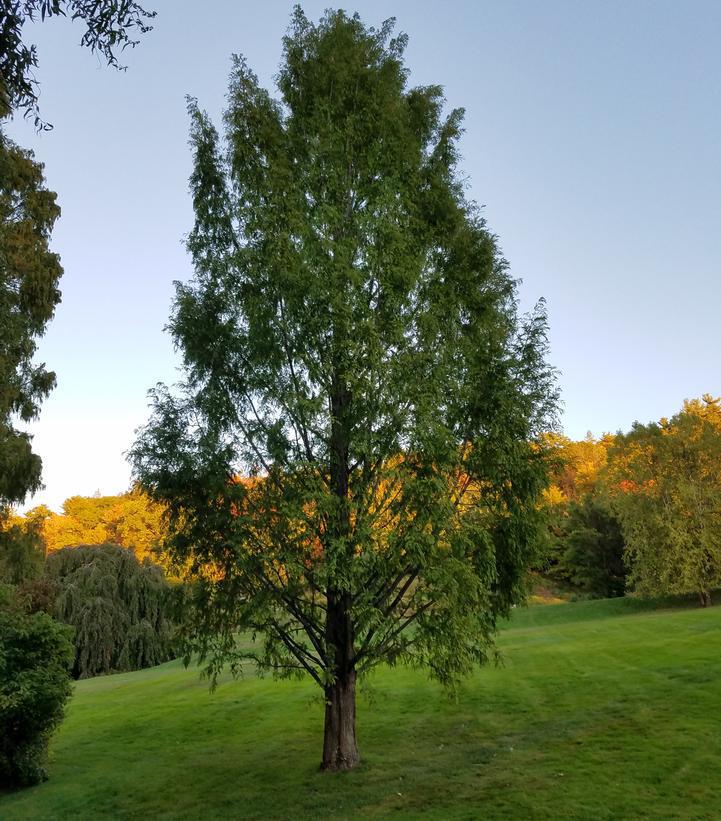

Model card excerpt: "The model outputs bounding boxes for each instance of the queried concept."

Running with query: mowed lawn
[3,597,720,820]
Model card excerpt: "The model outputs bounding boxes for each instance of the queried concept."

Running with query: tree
[0,0,155,513]
[541,432,615,502]
[26,489,168,560]
[131,8,557,771]
[0,136,62,508]
[45,543,175,678]
[0,0,156,126]
[607,396,721,606]
[0,504,48,584]
[561,494,626,598]
[536,433,626,595]
[0,582,73,787]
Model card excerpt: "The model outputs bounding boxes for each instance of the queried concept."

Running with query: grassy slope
[2,597,720,820]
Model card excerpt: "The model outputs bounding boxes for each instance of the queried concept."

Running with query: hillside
[2,597,719,819]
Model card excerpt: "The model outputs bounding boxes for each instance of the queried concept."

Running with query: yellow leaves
[682,394,721,427]
[541,485,566,507]
[16,490,167,564]
[540,432,614,506]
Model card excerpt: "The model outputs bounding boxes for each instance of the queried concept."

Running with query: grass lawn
[2,596,720,819]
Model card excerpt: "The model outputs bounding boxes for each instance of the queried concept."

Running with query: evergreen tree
[131,8,557,770]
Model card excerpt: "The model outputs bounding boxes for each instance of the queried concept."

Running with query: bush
[0,584,74,788]
[45,544,176,678]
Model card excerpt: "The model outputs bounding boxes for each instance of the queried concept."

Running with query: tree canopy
[607,395,721,606]
[38,488,166,559]
[537,433,627,597]
[131,7,557,770]
[0,504,46,584]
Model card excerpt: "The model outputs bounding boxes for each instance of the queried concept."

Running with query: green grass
[3,596,721,819]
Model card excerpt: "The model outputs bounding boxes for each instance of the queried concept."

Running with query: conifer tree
[131,7,557,770]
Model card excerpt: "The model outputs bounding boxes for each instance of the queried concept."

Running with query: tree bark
[698,589,712,607]
[323,321,358,770]
[321,670,359,771]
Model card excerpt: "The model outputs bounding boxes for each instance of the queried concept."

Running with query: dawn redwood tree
[131,7,557,771]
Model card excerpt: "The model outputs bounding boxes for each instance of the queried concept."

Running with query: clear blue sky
[8,0,721,511]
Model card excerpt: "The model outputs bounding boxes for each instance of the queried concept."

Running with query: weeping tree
[45,544,175,678]
[131,7,557,771]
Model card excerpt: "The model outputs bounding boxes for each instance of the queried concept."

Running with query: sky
[7,0,721,512]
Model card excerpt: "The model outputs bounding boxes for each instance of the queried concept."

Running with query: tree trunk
[321,670,359,771]
[698,589,712,607]
[324,332,357,770]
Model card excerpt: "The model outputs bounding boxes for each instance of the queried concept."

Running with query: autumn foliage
[606,395,721,606]
[12,488,168,563]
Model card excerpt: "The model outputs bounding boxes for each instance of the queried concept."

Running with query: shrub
[0,584,74,788]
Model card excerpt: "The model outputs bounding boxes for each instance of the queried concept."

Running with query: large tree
[131,8,557,771]
[45,543,175,678]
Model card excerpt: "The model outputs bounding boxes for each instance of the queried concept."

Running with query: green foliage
[0,0,156,126]
[608,396,721,605]
[0,135,62,506]
[561,495,626,598]
[0,514,45,585]
[132,6,557,766]
[45,544,175,678]
[17,576,60,615]
[0,583,73,788]
[535,433,626,598]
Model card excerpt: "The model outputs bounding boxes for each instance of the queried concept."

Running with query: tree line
[9,391,721,611]
[538,394,721,607]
